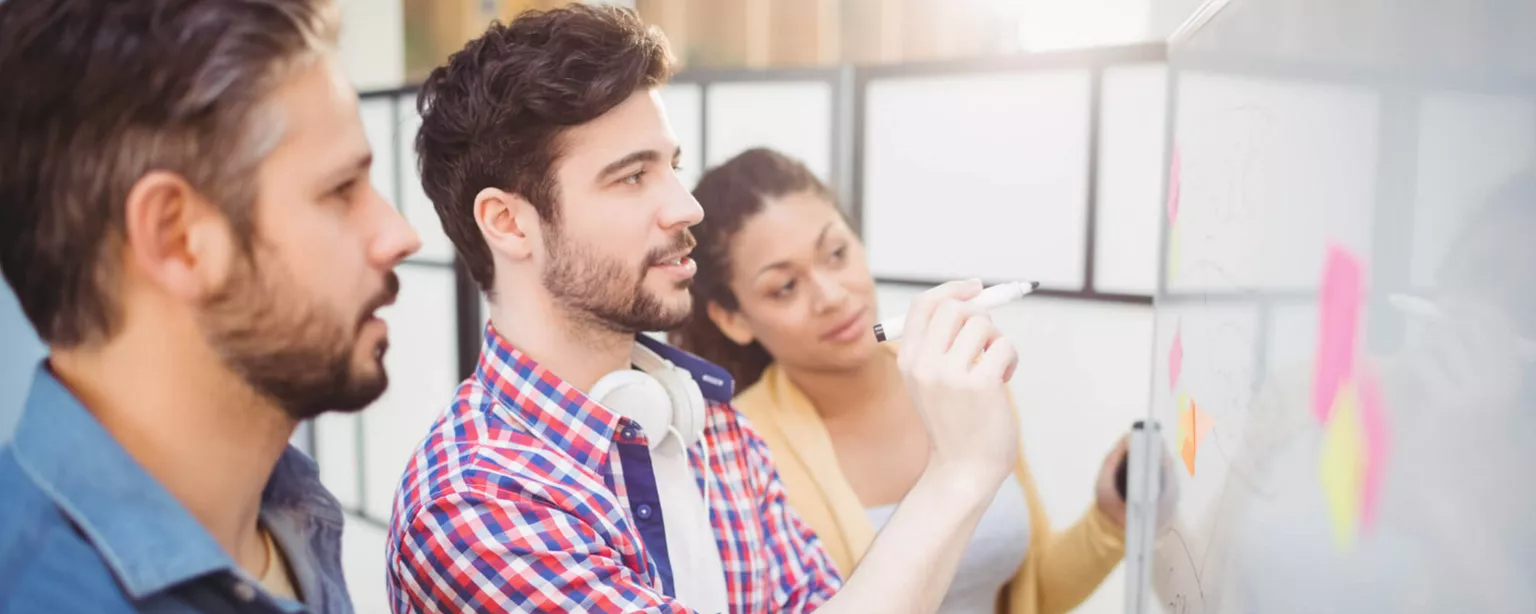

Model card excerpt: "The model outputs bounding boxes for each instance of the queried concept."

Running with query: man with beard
[0,0,421,612]
[388,5,1023,614]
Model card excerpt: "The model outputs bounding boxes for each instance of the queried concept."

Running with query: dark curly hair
[669,148,840,390]
[414,4,675,294]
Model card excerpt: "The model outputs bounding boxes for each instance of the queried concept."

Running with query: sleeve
[742,420,844,613]
[388,486,694,614]
[1014,455,1126,614]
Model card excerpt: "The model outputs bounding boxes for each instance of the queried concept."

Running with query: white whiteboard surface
[1167,72,1380,293]
[359,97,399,206]
[1095,63,1170,295]
[705,80,835,182]
[863,70,1093,287]
[360,265,460,519]
[1409,91,1536,287]
[659,83,704,191]
[395,96,457,265]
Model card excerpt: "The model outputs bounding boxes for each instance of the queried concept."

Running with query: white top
[866,475,1031,614]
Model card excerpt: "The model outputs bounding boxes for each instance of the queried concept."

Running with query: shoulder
[0,451,135,612]
[392,388,609,533]
[731,370,778,424]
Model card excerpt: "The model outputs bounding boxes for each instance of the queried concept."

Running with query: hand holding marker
[873,281,1040,343]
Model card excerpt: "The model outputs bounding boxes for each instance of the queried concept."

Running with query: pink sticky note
[1312,244,1365,423]
[1357,370,1389,531]
[1166,145,1182,224]
[1169,325,1184,391]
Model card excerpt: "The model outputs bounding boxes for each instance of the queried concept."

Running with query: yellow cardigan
[734,358,1126,614]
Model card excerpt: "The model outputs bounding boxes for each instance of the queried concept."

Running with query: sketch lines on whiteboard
[1166,103,1280,288]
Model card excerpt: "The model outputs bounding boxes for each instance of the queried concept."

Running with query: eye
[769,279,797,299]
[621,170,645,186]
[828,245,848,263]
[330,179,358,202]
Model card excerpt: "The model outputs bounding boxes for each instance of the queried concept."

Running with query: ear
[475,187,538,261]
[706,300,755,346]
[122,171,237,301]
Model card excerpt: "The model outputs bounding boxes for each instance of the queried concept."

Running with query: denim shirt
[0,364,354,613]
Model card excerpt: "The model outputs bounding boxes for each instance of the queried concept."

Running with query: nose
[660,174,705,229]
[810,269,850,312]
[369,186,423,267]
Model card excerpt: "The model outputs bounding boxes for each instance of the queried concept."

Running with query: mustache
[644,229,697,265]
[360,271,401,324]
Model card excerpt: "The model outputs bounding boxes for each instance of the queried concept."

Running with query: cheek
[743,300,818,356]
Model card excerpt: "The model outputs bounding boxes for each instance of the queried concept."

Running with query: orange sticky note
[1319,382,1364,549]
[1312,245,1365,423]
[1177,393,1213,476]
[1181,436,1196,477]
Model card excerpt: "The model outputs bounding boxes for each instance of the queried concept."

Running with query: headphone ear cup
[590,370,675,449]
[651,365,707,449]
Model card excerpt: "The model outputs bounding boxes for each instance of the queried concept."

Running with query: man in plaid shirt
[386,5,1023,613]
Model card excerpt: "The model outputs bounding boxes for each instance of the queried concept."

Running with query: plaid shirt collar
[472,323,737,474]
[474,322,626,474]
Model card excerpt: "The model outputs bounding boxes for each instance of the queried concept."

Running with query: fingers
[923,298,977,366]
[974,336,1019,383]
[899,279,982,369]
[944,313,1000,376]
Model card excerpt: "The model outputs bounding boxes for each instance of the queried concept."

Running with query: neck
[48,319,293,575]
[489,284,635,393]
[782,347,901,421]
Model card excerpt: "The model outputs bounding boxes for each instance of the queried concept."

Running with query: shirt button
[231,581,258,602]
[636,503,654,520]
[622,428,637,440]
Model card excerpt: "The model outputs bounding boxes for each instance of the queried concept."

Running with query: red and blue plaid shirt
[385,324,842,613]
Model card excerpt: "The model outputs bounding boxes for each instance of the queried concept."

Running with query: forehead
[260,57,367,170]
[731,192,845,265]
[557,89,678,166]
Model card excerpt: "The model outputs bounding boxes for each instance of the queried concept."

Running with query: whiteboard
[862,70,1093,288]
[1166,72,1380,294]
[396,94,457,265]
[1143,1,1536,612]
[1408,91,1536,287]
[659,83,704,192]
[704,80,835,184]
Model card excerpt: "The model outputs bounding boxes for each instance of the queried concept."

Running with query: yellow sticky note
[1319,382,1364,549]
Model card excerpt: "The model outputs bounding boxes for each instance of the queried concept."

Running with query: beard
[198,248,398,420]
[542,221,695,335]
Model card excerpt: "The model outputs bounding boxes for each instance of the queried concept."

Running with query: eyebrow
[596,146,683,182]
[324,150,372,185]
[754,221,836,278]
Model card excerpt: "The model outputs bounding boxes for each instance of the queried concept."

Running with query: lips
[359,272,401,327]
[821,307,868,342]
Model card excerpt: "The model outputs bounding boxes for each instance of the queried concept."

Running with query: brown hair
[0,0,339,347]
[670,148,839,390]
[413,4,675,295]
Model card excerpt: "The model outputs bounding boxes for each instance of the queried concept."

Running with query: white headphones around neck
[588,341,729,612]
[588,342,708,452]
